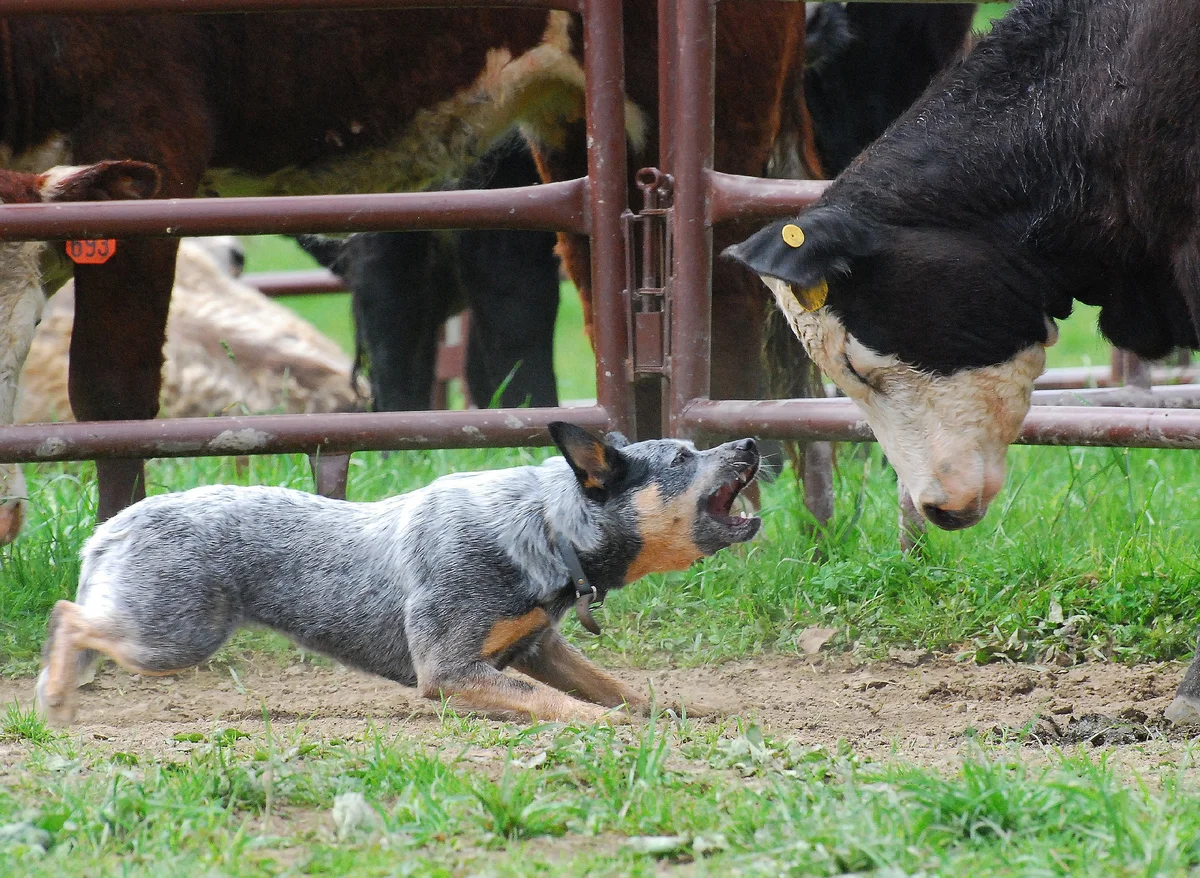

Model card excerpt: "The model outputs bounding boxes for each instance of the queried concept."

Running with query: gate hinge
[621,168,673,379]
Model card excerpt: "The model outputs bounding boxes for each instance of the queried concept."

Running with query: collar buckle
[558,534,603,636]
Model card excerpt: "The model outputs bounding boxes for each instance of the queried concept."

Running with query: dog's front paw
[674,699,722,719]
[630,694,724,721]
[35,669,77,727]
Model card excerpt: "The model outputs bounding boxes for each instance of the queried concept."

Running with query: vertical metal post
[583,0,634,436]
[657,0,676,176]
[666,0,715,438]
[309,452,351,499]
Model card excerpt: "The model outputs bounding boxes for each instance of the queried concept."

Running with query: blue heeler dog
[37,423,761,725]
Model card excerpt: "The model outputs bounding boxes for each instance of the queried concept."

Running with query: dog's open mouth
[702,461,760,537]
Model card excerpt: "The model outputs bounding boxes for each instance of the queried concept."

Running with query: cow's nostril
[921,503,979,531]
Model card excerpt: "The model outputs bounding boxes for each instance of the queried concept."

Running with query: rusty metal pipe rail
[244,269,344,297]
[708,172,825,225]
[680,398,1200,450]
[0,0,580,14]
[1031,384,1200,408]
[0,406,611,464]
[0,180,589,241]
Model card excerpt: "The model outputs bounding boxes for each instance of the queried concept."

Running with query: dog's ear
[549,422,628,498]
[604,431,631,450]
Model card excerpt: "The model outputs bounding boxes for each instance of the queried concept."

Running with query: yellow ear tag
[792,278,828,312]
[781,223,805,248]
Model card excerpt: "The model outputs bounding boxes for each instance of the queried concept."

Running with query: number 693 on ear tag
[65,239,117,265]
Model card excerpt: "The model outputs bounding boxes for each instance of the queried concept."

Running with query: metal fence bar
[708,172,825,224]
[665,0,715,438]
[0,0,580,14]
[0,180,589,241]
[0,406,611,463]
[582,0,634,436]
[679,398,1200,450]
[1037,364,1200,389]
[244,270,344,297]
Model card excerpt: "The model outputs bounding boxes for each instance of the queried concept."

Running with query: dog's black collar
[556,534,604,636]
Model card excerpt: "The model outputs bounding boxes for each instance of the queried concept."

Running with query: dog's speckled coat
[38,424,760,725]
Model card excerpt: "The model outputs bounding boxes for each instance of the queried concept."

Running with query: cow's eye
[844,356,873,388]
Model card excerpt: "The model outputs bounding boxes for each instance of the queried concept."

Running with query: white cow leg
[0,247,47,544]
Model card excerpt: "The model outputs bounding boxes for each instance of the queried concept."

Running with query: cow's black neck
[818,0,1200,364]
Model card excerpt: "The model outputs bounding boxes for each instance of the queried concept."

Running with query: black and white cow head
[726,206,1057,530]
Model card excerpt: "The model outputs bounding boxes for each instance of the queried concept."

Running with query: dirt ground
[2,654,1197,776]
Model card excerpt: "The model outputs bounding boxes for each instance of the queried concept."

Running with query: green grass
[2,716,1199,875]
[974,3,1012,34]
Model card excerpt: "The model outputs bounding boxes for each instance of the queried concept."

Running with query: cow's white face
[728,208,1059,531]
[764,277,1047,528]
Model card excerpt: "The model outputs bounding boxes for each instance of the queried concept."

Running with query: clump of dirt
[984,707,1190,748]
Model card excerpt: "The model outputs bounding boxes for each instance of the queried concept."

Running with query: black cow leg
[459,225,560,409]
[348,231,448,412]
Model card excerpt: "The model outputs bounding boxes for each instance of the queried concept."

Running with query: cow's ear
[722,207,887,294]
[39,160,162,203]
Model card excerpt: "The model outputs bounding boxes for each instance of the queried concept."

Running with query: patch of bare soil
[2,654,1197,776]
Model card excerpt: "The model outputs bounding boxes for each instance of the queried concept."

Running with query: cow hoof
[0,498,26,545]
[0,465,27,545]
[1164,695,1200,725]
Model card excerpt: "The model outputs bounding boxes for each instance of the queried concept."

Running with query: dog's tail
[293,234,347,274]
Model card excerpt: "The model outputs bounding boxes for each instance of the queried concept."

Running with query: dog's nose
[733,438,757,455]
[921,503,982,531]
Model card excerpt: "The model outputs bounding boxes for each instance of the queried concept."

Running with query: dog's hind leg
[37,600,89,725]
[37,597,210,726]
[418,660,612,724]
[511,629,646,711]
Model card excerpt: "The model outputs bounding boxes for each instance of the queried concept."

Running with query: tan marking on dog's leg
[625,484,704,582]
[419,661,613,724]
[39,600,85,724]
[512,628,646,711]
[480,608,550,658]
[40,599,192,726]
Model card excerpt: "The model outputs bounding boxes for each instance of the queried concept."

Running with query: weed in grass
[1,698,55,744]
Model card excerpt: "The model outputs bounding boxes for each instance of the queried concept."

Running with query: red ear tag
[65,239,117,264]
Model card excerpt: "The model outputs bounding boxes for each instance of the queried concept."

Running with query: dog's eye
[671,448,693,467]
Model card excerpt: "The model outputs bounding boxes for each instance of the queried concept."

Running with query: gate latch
[621,168,673,378]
